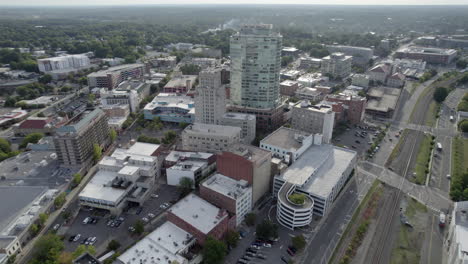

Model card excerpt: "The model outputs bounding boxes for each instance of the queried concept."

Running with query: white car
[159,204,166,209]
[73,234,81,242]
[263,243,272,248]
[151,194,159,198]
[142,217,149,223]
[53,224,60,231]
[148,213,155,218]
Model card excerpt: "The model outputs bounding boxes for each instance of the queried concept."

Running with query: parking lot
[60,184,179,253]
[333,124,383,156]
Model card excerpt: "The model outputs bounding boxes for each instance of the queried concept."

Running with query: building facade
[291,102,335,143]
[325,93,367,125]
[194,68,226,125]
[181,123,241,152]
[143,93,195,123]
[221,113,256,144]
[395,46,457,65]
[54,109,110,168]
[87,64,149,89]
[321,53,352,79]
[326,45,373,66]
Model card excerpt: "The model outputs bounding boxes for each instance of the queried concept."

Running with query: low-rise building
[280,69,301,80]
[297,73,329,87]
[221,113,256,144]
[291,102,335,143]
[191,58,217,69]
[327,45,373,66]
[13,116,68,136]
[282,47,300,57]
[181,123,241,152]
[116,222,198,264]
[395,46,457,65]
[280,80,300,97]
[273,143,357,219]
[365,86,402,118]
[227,104,286,132]
[143,93,195,123]
[299,57,322,69]
[100,90,139,113]
[324,93,366,125]
[150,56,177,69]
[387,72,406,88]
[87,63,149,89]
[78,142,160,215]
[260,127,320,164]
[0,236,21,259]
[446,201,468,264]
[295,87,324,102]
[167,193,233,245]
[217,144,272,205]
[0,109,28,128]
[321,52,353,79]
[101,104,130,131]
[368,63,392,84]
[351,74,370,88]
[200,173,252,227]
[163,74,198,94]
[166,159,215,188]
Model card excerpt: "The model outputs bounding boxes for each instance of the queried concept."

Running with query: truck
[437,142,442,151]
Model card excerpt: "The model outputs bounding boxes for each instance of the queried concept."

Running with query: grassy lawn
[451,136,468,200]
[424,101,440,127]
[390,198,427,264]
[412,134,434,185]
[386,129,409,166]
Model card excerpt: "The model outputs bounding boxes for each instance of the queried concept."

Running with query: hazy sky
[1,0,467,6]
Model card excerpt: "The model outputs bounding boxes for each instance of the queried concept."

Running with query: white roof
[202,173,250,200]
[143,93,194,111]
[169,193,228,234]
[79,170,126,204]
[168,160,207,172]
[222,112,255,121]
[280,144,356,198]
[165,151,213,163]
[184,123,241,137]
[127,142,160,156]
[118,222,193,264]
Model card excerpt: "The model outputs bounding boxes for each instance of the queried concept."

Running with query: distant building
[167,193,233,245]
[79,142,160,215]
[221,113,256,144]
[216,144,272,205]
[395,46,457,65]
[280,69,301,80]
[19,96,57,106]
[274,143,357,225]
[295,87,324,102]
[116,222,197,264]
[162,73,197,94]
[291,102,335,143]
[280,80,300,97]
[54,109,110,168]
[260,127,320,163]
[324,93,366,125]
[100,90,139,113]
[191,58,217,69]
[143,93,195,123]
[282,47,300,57]
[391,59,426,79]
[101,104,130,131]
[446,201,468,264]
[351,74,370,88]
[200,173,252,227]
[368,63,392,84]
[191,46,222,58]
[13,116,68,136]
[181,123,241,152]
[37,54,91,78]
[297,73,329,87]
[150,56,177,69]
[87,64,149,89]
[365,86,402,118]
[439,35,468,49]
[299,57,322,69]
[321,53,352,79]
[387,73,406,88]
[327,45,373,66]
[0,109,28,128]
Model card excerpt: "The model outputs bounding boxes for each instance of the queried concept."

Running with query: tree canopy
[202,236,227,264]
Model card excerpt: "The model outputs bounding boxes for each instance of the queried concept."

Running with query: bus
[437,142,442,151]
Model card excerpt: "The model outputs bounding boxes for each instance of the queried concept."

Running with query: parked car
[128,226,136,232]
[73,234,81,242]
[136,207,143,215]
[53,224,60,231]
[263,243,272,248]
[82,217,91,224]
[142,217,149,223]
[151,193,159,198]
[148,213,155,218]
[68,235,76,242]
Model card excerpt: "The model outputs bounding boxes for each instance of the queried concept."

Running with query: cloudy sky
[1,0,467,5]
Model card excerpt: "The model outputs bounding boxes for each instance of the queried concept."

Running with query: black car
[288,246,297,253]
[68,235,75,242]
[136,207,143,215]
[355,140,361,144]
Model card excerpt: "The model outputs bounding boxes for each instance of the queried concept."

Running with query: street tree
[202,236,227,264]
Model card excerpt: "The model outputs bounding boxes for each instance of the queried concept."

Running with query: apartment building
[321,53,352,79]
[87,63,149,89]
[324,93,366,125]
[194,68,225,125]
[38,54,91,73]
[291,102,335,143]
[181,123,241,152]
[54,109,110,168]
[326,45,373,66]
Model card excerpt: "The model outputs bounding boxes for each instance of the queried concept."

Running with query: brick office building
[324,93,366,125]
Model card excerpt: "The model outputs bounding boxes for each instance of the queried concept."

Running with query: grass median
[412,134,434,185]
[450,136,468,200]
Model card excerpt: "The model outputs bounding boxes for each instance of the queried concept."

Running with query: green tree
[0,138,11,153]
[38,74,52,84]
[245,213,256,226]
[107,240,121,251]
[20,133,44,148]
[39,213,49,226]
[459,119,468,132]
[6,254,16,264]
[202,236,227,264]
[29,234,64,264]
[281,56,293,67]
[54,192,67,208]
[291,235,306,251]
[433,87,448,103]
[179,122,189,129]
[178,177,193,197]
[109,129,117,143]
[456,59,467,69]
[72,173,82,186]
[134,220,145,235]
[256,220,278,240]
[180,64,201,75]
[93,143,102,163]
[29,224,39,236]
[225,229,240,248]
[72,245,96,259]
[4,97,17,107]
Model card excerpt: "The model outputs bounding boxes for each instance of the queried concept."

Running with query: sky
[0,0,467,5]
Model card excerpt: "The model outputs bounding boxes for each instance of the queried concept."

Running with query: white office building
[321,53,352,79]
[78,142,160,215]
[194,68,225,125]
[291,101,335,144]
[37,54,91,73]
[221,113,256,144]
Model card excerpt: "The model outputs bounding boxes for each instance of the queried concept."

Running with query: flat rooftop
[164,75,197,88]
[223,112,255,121]
[452,201,468,262]
[168,160,207,172]
[79,170,127,204]
[117,221,193,264]
[202,173,250,200]
[293,101,333,114]
[143,93,194,111]
[398,46,457,55]
[366,86,401,113]
[228,143,271,163]
[184,123,241,136]
[280,144,356,198]
[261,127,311,151]
[126,142,160,156]
[0,186,47,233]
[165,151,213,163]
[88,63,145,77]
[168,193,228,234]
